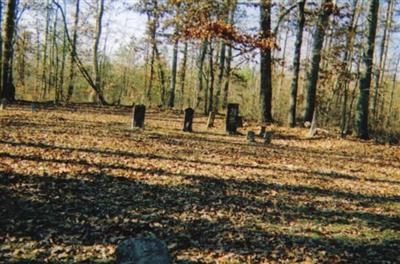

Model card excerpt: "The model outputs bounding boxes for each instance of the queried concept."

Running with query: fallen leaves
[0,105,399,263]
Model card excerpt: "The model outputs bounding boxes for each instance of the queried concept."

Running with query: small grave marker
[183,108,194,132]
[0,99,7,110]
[247,131,256,143]
[132,104,146,128]
[31,103,38,112]
[116,237,172,264]
[307,110,317,138]
[264,131,273,144]
[207,111,216,128]
[259,126,266,136]
[226,103,239,135]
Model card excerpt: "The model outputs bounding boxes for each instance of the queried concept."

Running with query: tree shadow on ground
[1,139,400,187]
[1,168,399,263]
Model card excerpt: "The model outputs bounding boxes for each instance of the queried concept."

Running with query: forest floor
[0,104,399,264]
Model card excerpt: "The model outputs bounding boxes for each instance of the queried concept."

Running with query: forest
[0,0,398,139]
[0,0,400,263]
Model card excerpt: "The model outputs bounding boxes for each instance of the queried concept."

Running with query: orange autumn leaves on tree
[180,18,276,50]
[166,0,276,50]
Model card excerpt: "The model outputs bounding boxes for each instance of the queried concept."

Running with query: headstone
[226,103,239,135]
[307,110,317,138]
[132,104,146,129]
[31,103,38,112]
[207,111,216,128]
[183,108,194,132]
[259,126,266,136]
[263,131,273,144]
[247,131,256,143]
[116,237,172,264]
[0,98,7,110]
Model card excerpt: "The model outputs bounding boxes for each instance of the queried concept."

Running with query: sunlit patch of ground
[0,104,399,263]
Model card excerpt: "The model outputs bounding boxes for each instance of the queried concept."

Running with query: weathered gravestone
[308,110,318,138]
[226,103,239,135]
[183,108,194,132]
[259,126,266,136]
[116,237,172,264]
[132,104,146,128]
[207,111,216,128]
[0,98,7,110]
[247,131,256,143]
[31,103,38,112]
[263,131,273,144]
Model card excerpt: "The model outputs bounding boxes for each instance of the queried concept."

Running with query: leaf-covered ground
[0,104,399,263]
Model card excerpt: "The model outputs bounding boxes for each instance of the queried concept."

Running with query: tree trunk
[222,1,236,109]
[155,46,166,106]
[66,0,80,103]
[213,40,226,113]
[196,40,208,110]
[259,0,273,123]
[207,41,216,115]
[355,0,379,139]
[146,12,157,104]
[52,10,60,103]
[373,0,393,117]
[179,41,188,108]
[288,0,306,127]
[168,39,178,108]
[302,0,332,123]
[40,0,50,100]
[1,0,17,101]
[387,57,400,126]
[92,0,105,104]
[0,1,4,96]
[58,24,67,103]
[340,0,359,137]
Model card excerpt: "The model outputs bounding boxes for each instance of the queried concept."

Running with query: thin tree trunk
[340,0,359,137]
[373,0,393,117]
[146,12,157,105]
[288,0,306,127]
[222,1,236,109]
[207,41,215,115]
[1,0,17,101]
[387,57,400,126]
[278,26,289,98]
[59,23,67,103]
[52,9,60,103]
[355,0,379,139]
[0,1,3,96]
[179,41,188,108]
[259,0,273,123]
[167,39,178,108]
[66,0,80,103]
[302,0,332,122]
[155,46,166,106]
[196,40,208,110]
[213,40,226,112]
[92,0,105,104]
[41,0,50,100]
